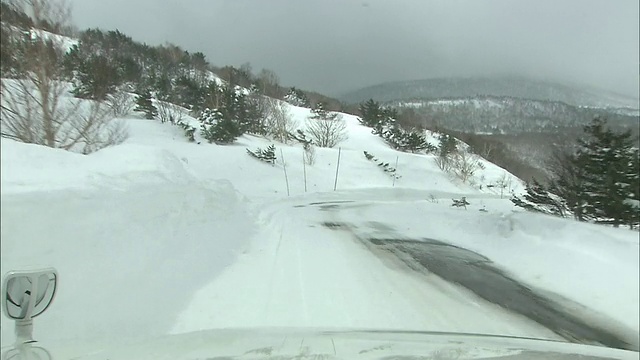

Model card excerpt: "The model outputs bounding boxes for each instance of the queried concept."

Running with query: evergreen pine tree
[363,151,375,161]
[381,125,407,150]
[177,120,196,142]
[134,90,158,119]
[359,99,382,127]
[511,178,567,217]
[196,85,258,144]
[206,118,240,144]
[548,151,590,221]
[246,144,277,164]
[65,45,120,100]
[625,148,640,227]
[199,108,241,144]
[284,87,310,107]
[438,134,458,157]
[373,107,397,136]
[237,93,265,135]
[404,131,429,153]
[310,101,338,121]
[577,118,637,226]
[261,144,277,164]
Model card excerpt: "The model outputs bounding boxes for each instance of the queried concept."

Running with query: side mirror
[2,345,52,360]
[1,268,58,345]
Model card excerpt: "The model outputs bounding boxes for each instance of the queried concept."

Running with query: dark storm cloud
[72,0,639,98]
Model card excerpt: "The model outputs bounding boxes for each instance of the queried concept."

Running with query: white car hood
[21,329,635,360]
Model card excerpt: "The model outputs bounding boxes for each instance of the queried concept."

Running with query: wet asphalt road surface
[307,200,638,352]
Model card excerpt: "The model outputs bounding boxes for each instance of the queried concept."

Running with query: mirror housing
[1,268,58,346]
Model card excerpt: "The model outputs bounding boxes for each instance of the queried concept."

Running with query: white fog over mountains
[72,0,640,99]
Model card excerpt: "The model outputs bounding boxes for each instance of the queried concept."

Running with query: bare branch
[106,91,136,118]
[264,98,298,143]
[1,0,127,153]
[434,154,452,171]
[156,100,185,124]
[451,151,482,184]
[306,113,348,148]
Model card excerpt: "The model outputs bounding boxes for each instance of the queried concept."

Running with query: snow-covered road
[3,183,637,355]
[170,192,561,340]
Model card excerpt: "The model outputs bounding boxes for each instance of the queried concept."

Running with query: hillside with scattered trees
[1,0,637,229]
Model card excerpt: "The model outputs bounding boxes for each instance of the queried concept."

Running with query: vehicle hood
[40,328,637,360]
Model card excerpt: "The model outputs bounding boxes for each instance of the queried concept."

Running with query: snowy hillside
[1,97,639,358]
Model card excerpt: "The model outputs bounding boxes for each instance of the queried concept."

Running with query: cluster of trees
[1,0,126,154]
[284,87,310,107]
[3,8,310,114]
[1,0,363,154]
[512,118,639,228]
[214,63,283,100]
[433,133,485,184]
[358,99,435,153]
[197,85,264,144]
[61,28,216,108]
[358,99,486,184]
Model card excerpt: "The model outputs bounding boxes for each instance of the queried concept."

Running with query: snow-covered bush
[246,144,277,165]
[363,151,400,180]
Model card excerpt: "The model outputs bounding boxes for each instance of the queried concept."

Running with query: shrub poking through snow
[451,197,470,209]
[157,100,185,124]
[363,151,401,180]
[288,130,316,165]
[247,144,277,164]
[177,120,196,142]
[305,102,347,148]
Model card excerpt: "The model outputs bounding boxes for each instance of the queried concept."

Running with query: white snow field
[1,104,638,357]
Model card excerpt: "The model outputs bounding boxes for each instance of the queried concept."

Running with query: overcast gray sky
[71,0,639,98]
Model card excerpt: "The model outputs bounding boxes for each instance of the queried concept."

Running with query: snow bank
[1,138,198,193]
[1,176,257,350]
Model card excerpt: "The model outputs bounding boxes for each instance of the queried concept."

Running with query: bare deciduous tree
[156,100,185,124]
[306,113,348,148]
[477,142,496,159]
[68,101,128,154]
[0,0,127,153]
[451,151,482,184]
[434,154,452,171]
[106,91,136,118]
[257,68,281,98]
[264,98,298,143]
[495,172,514,199]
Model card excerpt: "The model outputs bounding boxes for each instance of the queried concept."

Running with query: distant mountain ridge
[388,95,639,135]
[340,76,640,110]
